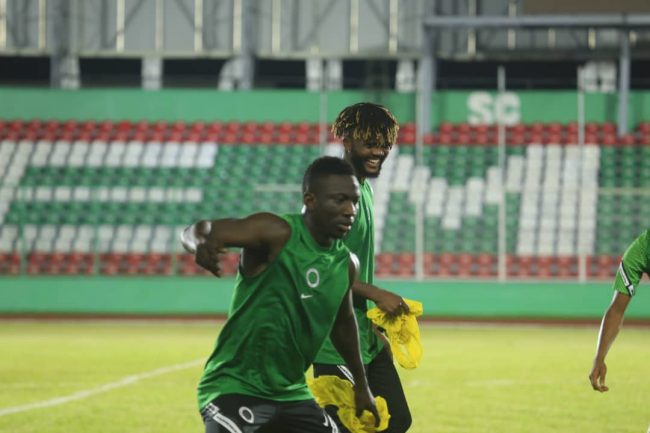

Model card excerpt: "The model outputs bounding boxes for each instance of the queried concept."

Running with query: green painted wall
[0,89,416,123]
[1,88,649,127]
[1,276,648,319]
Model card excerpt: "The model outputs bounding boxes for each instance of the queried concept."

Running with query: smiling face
[330,102,399,181]
[344,138,392,179]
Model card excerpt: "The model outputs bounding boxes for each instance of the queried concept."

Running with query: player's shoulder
[246,212,292,242]
[640,229,650,254]
[349,251,360,269]
[639,228,650,242]
[363,180,374,195]
[630,228,650,252]
[348,251,360,282]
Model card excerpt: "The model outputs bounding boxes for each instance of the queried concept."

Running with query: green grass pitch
[0,321,648,433]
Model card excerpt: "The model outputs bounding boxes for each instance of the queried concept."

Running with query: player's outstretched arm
[589,291,631,392]
[330,255,379,426]
[352,281,409,316]
[180,213,290,277]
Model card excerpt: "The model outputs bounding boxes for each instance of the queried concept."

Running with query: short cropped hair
[331,102,399,147]
[302,156,355,194]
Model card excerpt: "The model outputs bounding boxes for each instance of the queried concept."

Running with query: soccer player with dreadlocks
[313,102,413,433]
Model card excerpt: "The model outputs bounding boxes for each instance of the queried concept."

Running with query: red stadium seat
[240,132,257,144]
[171,121,187,133]
[436,253,456,277]
[536,257,554,279]
[207,121,223,134]
[0,252,21,275]
[637,134,650,145]
[619,134,636,146]
[397,253,415,274]
[224,121,241,134]
[637,121,650,135]
[258,132,274,144]
[241,122,257,134]
[117,120,133,133]
[26,119,43,132]
[601,133,616,146]
[99,253,122,275]
[438,122,453,134]
[457,254,474,276]
[476,254,496,277]
[546,122,563,134]
[220,133,239,144]
[276,132,293,144]
[8,119,24,132]
[423,133,436,145]
[601,122,616,134]
[255,122,272,134]
[275,122,292,135]
[556,256,576,278]
[398,130,416,145]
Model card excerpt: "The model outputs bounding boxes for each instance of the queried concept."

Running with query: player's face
[308,175,360,239]
[345,138,393,178]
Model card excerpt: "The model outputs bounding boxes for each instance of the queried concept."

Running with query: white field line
[0,358,203,417]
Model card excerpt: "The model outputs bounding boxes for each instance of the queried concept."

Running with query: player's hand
[195,243,227,277]
[353,384,380,427]
[589,361,609,392]
[375,289,409,316]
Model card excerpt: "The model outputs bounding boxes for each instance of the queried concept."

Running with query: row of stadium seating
[0,251,621,279]
[1,120,648,278]
[3,119,650,145]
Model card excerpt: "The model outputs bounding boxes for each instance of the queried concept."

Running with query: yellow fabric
[366,299,423,369]
[308,376,390,432]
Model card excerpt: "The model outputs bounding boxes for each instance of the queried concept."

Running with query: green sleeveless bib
[197,214,351,410]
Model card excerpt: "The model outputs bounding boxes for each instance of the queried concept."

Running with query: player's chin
[331,225,351,238]
[362,166,382,178]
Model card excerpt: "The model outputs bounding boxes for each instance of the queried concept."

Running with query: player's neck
[302,214,333,248]
[343,154,366,184]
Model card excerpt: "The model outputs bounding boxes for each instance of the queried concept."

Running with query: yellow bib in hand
[308,375,390,432]
[367,299,423,369]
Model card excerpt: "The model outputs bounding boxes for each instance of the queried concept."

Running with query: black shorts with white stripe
[201,394,339,433]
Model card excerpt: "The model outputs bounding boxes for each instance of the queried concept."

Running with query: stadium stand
[1,119,648,278]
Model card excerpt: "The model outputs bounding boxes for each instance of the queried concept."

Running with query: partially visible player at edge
[313,102,412,433]
[589,228,650,392]
[182,156,380,432]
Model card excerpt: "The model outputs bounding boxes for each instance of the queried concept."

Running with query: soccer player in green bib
[313,103,412,433]
[181,157,380,432]
[590,228,650,392]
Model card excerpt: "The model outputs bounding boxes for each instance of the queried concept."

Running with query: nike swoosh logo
[300,294,313,299]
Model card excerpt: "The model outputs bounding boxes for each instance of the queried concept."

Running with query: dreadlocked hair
[331,102,399,147]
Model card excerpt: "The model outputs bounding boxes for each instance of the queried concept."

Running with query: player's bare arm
[181,213,291,277]
[329,254,380,426]
[589,290,631,392]
[352,281,409,316]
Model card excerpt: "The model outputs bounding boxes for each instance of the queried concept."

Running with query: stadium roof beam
[420,14,650,136]
[422,14,650,29]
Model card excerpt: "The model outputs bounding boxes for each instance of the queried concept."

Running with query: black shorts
[201,394,339,433]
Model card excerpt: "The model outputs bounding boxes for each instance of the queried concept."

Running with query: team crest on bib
[305,268,320,288]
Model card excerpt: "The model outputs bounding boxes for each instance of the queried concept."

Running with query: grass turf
[0,321,648,433]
